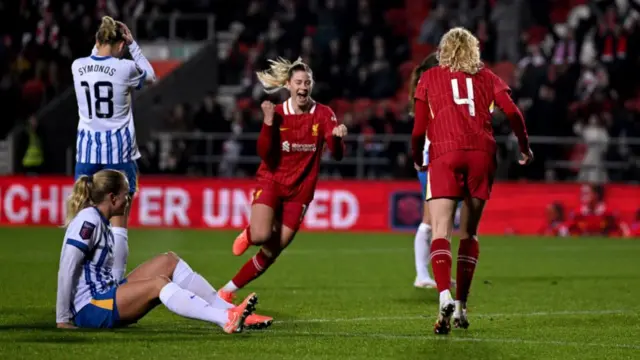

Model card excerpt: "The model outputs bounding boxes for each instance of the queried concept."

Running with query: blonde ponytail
[96,16,123,45]
[64,169,128,226]
[256,57,311,93]
[65,176,93,226]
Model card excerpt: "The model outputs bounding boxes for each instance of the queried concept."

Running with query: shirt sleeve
[55,218,97,323]
[125,41,157,89]
[490,70,529,152]
[491,70,511,96]
[323,108,345,160]
[411,99,429,166]
[414,76,428,102]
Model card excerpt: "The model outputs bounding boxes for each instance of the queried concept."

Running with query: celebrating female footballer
[411,28,533,334]
[56,169,258,332]
[218,58,347,322]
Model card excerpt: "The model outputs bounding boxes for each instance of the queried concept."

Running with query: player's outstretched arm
[118,21,157,86]
[494,90,533,165]
[257,101,279,166]
[411,98,429,167]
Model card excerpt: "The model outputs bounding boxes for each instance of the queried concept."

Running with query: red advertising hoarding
[0,176,637,234]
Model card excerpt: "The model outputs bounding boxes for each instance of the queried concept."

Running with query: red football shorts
[426,150,497,201]
[251,180,312,231]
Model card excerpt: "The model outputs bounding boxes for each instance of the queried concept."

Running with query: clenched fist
[332,124,348,137]
[261,101,275,126]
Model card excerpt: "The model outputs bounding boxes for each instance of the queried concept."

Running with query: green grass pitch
[0,228,638,359]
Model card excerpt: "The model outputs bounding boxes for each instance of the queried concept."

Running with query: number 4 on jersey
[451,78,475,117]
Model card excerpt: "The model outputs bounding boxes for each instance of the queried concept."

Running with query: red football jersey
[567,203,618,236]
[413,66,517,161]
[255,98,343,191]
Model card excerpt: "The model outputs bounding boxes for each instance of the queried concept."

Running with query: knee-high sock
[172,259,235,309]
[430,238,452,293]
[111,227,129,281]
[456,237,480,303]
[414,223,432,280]
[221,249,276,292]
[159,282,228,327]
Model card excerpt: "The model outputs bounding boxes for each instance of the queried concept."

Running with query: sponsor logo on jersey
[282,141,316,152]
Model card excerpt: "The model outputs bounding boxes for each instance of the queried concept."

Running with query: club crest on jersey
[79,221,96,240]
[312,124,319,137]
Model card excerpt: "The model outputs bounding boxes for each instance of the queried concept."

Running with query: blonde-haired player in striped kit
[56,169,258,331]
[71,16,156,284]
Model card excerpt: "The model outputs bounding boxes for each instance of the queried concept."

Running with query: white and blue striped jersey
[72,42,156,165]
[56,207,116,323]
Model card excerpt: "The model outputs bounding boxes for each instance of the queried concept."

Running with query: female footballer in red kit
[218,58,348,327]
[411,28,534,335]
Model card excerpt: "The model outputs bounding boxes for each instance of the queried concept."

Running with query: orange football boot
[223,292,258,334]
[218,290,273,330]
[245,314,274,330]
[232,229,251,256]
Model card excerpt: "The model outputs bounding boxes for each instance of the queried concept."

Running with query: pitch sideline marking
[266,329,640,350]
[279,309,632,324]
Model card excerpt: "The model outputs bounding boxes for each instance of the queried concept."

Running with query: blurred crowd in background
[3,0,640,183]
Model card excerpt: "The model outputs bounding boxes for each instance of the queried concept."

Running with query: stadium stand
[2,0,640,182]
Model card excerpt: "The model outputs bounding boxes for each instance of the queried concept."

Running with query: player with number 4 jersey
[411,28,533,335]
[71,16,156,285]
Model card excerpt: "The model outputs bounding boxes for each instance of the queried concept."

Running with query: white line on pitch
[278,309,631,324]
[266,330,640,350]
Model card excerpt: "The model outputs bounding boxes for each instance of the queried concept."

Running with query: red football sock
[231,249,276,289]
[429,238,452,292]
[456,237,480,303]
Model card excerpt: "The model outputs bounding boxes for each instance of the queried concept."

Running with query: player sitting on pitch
[56,169,257,332]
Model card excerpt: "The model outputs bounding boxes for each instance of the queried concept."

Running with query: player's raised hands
[332,124,348,138]
[261,101,275,126]
[519,148,534,165]
[117,21,134,45]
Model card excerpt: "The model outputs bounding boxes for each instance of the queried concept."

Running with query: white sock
[221,281,239,293]
[414,223,432,280]
[439,290,453,305]
[213,295,235,309]
[172,259,233,309]
[159,282,229,327]
[111,227,129,281]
